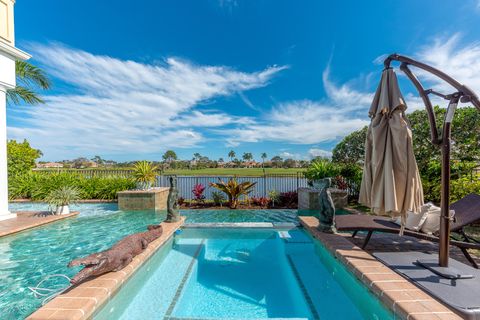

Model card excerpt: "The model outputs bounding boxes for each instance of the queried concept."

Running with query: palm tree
[242,152,253,162]
[228,150,236,162]
[6,61,51,105]
[261,152,267,173]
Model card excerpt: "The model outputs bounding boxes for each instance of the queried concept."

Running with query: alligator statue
[68,224,163,285]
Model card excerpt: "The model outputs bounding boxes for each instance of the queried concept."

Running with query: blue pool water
[1,203,311,319]
[96,228,393,320]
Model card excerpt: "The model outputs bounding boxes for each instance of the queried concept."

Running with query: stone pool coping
[27,217,185,320]
[0,211,79,238]
[300,216,462,320]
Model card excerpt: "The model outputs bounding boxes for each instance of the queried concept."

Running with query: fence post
[263,173,267,197]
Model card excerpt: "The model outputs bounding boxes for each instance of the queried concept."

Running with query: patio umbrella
[359,68,424,227]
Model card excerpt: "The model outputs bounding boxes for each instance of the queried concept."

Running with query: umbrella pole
[439,95,459,267]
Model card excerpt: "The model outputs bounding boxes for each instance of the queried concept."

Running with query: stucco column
[0,0,31,220]
[0,87,14,220]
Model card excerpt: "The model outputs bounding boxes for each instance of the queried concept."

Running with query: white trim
[0,40,30,60]
[0,80,13,90]
[0,212,16,221]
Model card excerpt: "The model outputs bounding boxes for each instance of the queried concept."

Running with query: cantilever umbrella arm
[383,54,480,273]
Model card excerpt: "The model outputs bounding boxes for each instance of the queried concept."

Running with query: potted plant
[45,186,80,215]
[133,161,158,190]
[210,177,256,209]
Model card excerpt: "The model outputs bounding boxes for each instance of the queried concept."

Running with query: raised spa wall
[298,187,348,210]
[117,187,169,211]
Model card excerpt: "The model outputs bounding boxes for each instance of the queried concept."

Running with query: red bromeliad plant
[192,183,206,203]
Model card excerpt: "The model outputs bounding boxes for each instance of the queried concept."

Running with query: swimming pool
[1,203,311,319]
[95,228,393,319]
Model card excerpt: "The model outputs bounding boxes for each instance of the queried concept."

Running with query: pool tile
[44,297,97,312]
[25,309,57,320]
[48,309,85,320]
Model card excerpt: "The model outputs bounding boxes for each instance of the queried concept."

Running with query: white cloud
[8,43,285,159]
[224,68,371,147]
[279,151,302,160]
[308,148,332,159]
[415,34,480,100]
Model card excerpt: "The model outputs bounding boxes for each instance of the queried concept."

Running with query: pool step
[278,230,312,243]
[287,253,365,319]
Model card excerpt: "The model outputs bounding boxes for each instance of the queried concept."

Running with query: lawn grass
[163,168,305,176]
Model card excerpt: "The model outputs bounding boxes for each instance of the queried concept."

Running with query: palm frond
[15,60,51,89]
[6,86,44,105]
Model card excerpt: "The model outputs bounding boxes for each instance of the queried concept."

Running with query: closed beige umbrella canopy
[359,68,424,220]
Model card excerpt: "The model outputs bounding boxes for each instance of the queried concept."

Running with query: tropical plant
[6,60,51,105]
[268,189,280,207]
[133,161,158,189]
[228,150,236,162]
[210,177,256,209]
[304,159,340,182]
[242,152,253,162]
[45,186,80,208]
[192,183,206,203]
[261,152,267,173]
[212,191,226,206]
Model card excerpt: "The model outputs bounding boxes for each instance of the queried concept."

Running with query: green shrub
[9,172,135,200]
[449,175,480,203]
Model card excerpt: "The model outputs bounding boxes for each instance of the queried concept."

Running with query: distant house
[37,162,64,169]
[85,161,98,168]
[242,161,259,168]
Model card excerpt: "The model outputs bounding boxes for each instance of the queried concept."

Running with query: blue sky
[8,0,480,161]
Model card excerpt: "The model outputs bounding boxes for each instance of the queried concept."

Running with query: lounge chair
[336,193,480,268]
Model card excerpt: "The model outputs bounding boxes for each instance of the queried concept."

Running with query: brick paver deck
[342,230,480,267]
[0,211,79,237]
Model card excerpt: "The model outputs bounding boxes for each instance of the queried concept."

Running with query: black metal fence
[156,173,309,199]
[34,169,360,200]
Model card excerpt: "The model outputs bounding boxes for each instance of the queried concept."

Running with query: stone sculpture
[68,224,163,285]
[317,178,336,233]
[165,176,180,222]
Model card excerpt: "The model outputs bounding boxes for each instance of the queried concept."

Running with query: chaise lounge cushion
[420,205,456,234]
[393,203,431,231]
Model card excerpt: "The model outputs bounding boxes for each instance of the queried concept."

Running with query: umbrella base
[374,251,480,320]
[416,259,474,279]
